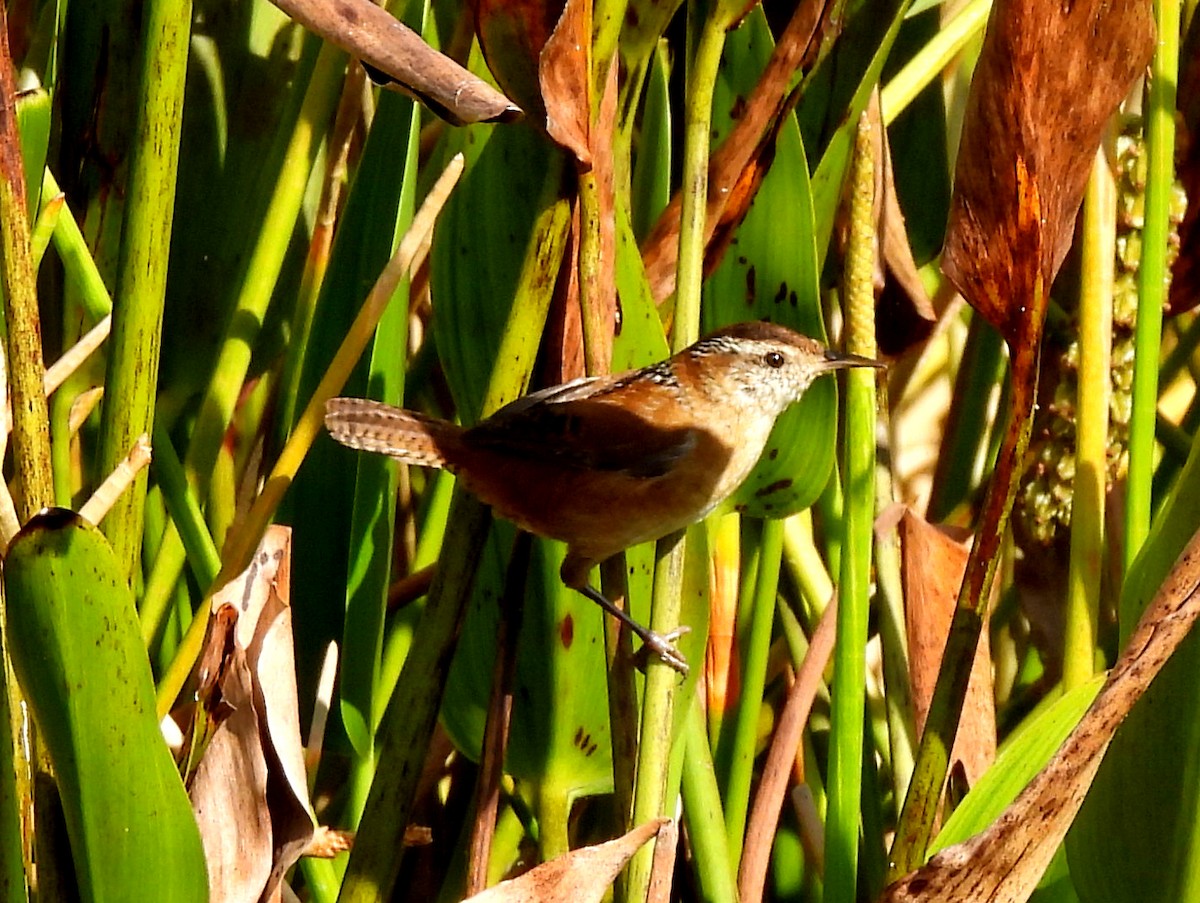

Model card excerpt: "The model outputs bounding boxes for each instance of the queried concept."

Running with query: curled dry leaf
[472,0,591,164]
[900,510,995,791]
[883,525,1200,903]
[941,0,1154,345]
[185,526,318,903]
[464,819,670,903]
[269,0,520,125]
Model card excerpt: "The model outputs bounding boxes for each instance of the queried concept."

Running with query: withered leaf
[270,0,520,125]
[188,527,317,903]
[465,819,670,903]
[900,509,995,790]
[941,0,1154,345]
[473,0,591,164]
[641,0,836,301]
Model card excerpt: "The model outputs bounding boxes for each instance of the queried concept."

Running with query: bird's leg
[577,583,690,675]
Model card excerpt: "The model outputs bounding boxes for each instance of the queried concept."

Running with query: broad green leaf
[884,8,952,265]
[159,13,314,403]
[4,510,207,903]
[339,53,425,757]
[441,196,706,804]
[431,120,566,419]
[442,529,616,798]
[628,43,672,243]
[612,197,671,621]
[288,84,420,718]
[703,8,834,518]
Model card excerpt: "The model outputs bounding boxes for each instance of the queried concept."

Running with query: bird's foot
[632,625,691,675]
[578,583,690,676]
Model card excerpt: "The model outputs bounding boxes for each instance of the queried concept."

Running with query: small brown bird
[325,320,883,672]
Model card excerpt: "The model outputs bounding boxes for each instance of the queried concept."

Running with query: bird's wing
[465,394,697,479]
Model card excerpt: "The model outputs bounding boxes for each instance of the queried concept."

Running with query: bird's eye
[764,351,785,369]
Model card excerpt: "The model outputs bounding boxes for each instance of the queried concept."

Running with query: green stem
[0,651,28,901]
[891,294,1041,875]
[723,518,783,868]
[578,166,614,373]
[926,316,1005,523]
[0,11,52,895]
[0,16,52,521]
[671,4,727,353]
[142,423,220,646]
[1124,0,1180,573]
[681,695,737,903]
[879,0,990,126]
[44,169,113,321]
[873,395,915,806]
[625,531,686,903]
[96,0,191,579]
[1064,149,1115,689]
[823,114,877,903]
[186,40,343,493]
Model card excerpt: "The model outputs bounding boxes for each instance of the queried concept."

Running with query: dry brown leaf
[190,650,274,902]
[472,0,591,164]
[538,0,591,164]
[892,2,1154,867]
[269,0,520,125]
[900,510,995,790]
[245,534,317,896]
[941,0,1154,344]
[305,826,354,858]
[647,817,678,903]
[883,525,1200,903]
[464,819,670,903]
[188,527,317,903]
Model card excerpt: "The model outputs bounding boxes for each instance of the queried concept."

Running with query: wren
[325,320,884,673]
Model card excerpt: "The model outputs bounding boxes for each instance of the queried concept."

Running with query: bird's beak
[821,348,887,371]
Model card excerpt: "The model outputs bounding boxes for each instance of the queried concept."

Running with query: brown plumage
[325,321,884,672]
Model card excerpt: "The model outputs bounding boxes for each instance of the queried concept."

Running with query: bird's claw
[636,625,691,676]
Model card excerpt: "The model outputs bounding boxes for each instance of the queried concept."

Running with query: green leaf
[4,510,208,903]
[434,121,622,806]
[289,83,420,721]
[432,121,566,419]
[339,79,424,759]
[15,89,50,218]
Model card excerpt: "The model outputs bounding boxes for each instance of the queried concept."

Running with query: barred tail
[324,397,461,469]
